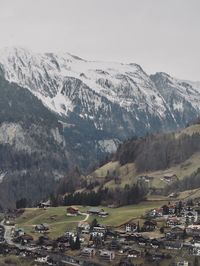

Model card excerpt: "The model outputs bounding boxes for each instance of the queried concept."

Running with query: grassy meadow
[15,200,167,240]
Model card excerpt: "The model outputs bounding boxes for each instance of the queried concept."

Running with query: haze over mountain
[0,46,200,208]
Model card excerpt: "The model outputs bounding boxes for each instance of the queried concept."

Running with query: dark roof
[88,207,102,213]
[67,206,79,211]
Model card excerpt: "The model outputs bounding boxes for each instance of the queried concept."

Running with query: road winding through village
[0,219,20,247]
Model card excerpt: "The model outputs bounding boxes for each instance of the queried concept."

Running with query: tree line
[63,182,148,206]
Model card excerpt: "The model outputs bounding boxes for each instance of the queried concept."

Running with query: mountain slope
[0,72,71,209]
[150,72,200,127]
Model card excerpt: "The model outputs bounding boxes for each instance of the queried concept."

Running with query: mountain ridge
[1,47,200,138]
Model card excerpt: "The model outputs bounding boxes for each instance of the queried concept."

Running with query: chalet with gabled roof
[66,206,79,215]
[184,210,198,224]
[125,222,137,232]
[186,224,200,236]
[99,250,115,261]
[81,247,96,258]
[35,223,49,233]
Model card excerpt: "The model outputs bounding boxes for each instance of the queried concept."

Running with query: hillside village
[1,199,200,265]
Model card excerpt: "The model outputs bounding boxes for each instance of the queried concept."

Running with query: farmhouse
[66,206,79,215]
[165,240,183,250]
[88,207,103,215]
[184,210,198,224]
[109,239,121,250]
[99,250,115,261]
[35,223,49,233]
[19,234,33,245]
[170,226,185,238]
[14,228,25,237]
[38,200,51,208]
[186,225,200,236]
[81,247,96,258]
[138,236,149,246]
[151,238,162,249]
[35,256,48,264]
[93,226,106,233]
[166,217,181,227]
[138,175,154,182]
[98,211,109,217]
[127,249,141,258]
[176,261,189,266]
[91,226,106,238]
[149,208,163,218]
[4,220,15,226]
[143,220,157,231]
[125,222,137,232]
[78,221,90,231]
[162,174,177,182]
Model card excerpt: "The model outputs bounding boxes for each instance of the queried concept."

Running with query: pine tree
[91,218,98,230]
[69,235,75,250]
[74,235,81,250]
[137,221,140,232]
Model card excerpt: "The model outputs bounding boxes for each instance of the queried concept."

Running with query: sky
[0,0,200,80]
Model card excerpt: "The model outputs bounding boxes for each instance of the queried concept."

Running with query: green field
[16,201,167,240]
[87,201,168,226]
[16,207,86,239]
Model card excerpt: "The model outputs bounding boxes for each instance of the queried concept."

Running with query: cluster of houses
[2,201,200,265]
[0,243,82,266]
[138,174,178,184]
[75,200,200,265]
[11,223,50,245]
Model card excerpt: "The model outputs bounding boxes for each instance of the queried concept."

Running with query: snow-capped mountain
[0,47,162,114]
[1,47,200,139]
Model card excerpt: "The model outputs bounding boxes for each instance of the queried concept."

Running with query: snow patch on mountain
[0,172,7,184]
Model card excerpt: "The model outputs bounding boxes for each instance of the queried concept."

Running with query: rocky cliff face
[150,72,200,127]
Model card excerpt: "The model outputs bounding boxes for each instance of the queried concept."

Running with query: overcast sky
[0,0,199,80]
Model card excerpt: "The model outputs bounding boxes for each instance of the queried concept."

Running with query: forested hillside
[115,126,200,172]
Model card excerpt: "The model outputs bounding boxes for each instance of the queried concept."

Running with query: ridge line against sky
[0,0,200,81]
